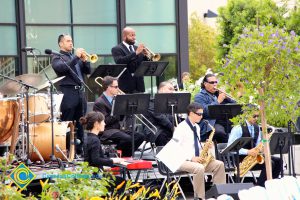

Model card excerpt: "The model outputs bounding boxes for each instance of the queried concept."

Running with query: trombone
[73,47,98,63]
[144,47,161,61]
[95,77,157,135]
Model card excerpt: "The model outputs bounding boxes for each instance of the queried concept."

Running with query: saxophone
[236,125,274,177]
[199,121,215,168]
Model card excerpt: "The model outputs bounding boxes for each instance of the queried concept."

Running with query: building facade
[0,0,188,100]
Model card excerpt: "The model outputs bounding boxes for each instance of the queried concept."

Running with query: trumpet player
[51,34,91,155]
[111,27,149,93]
[194,74,235,143]
[227,110,281,186]
[93,76,145,157]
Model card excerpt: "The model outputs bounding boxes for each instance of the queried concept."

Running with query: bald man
[111,27,149,93]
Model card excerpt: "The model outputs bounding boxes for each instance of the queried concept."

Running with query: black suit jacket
[84,132,114,169]
[51,50,91,86]
[93,94,121,140]
[111,43,148,93]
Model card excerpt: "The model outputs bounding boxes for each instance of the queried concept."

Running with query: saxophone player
[227,111,281,186]
[173,102,226,200]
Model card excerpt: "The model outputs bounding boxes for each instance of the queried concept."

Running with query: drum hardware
[56,144,70,162]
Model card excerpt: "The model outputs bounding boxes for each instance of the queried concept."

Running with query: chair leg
[173,176,187,200]
[250,171,258,184]
[159,178,167,194]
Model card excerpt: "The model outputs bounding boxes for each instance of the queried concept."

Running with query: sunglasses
[110,85,119,89]
[206,81,218,84]
[253,114,259,118]
[194,112,203,116]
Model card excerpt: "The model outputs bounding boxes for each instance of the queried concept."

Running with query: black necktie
[186,118,200,156]
[129,45,134,53]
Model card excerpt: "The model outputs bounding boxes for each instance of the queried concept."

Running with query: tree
[217,0,286,60]
[286,1,300,35]
[188,13,217,81]
[218,25,300,179]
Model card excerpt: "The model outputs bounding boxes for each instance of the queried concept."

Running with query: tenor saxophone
[236,125,274,177]
[199,121,215,168]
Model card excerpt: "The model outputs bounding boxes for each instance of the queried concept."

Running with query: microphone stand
[30,49,58,163]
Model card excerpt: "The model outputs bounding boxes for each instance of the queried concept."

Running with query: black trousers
[213,123,229,143]
[60,86,87,154]
[108,131,145,157]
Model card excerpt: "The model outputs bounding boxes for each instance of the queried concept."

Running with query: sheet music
[156,139,190,173]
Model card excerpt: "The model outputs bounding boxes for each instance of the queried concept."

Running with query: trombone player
[51,33,91,155]
[111,27,150,93]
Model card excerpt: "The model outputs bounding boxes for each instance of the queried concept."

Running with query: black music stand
[208,104,242,133]
[221,137,252,183]
[269,132,293,177]
[89,64,127,79]
[111,93,150,158]
[134,61,169,95]
[154,92,191,127]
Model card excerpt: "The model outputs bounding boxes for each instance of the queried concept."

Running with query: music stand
[154,92,191,127]
[89,64,127,79]
[134,61,169,95]
[221,137,252,183]
[269,132,293,177]
[111,93,150,158]
[208,104,242,133]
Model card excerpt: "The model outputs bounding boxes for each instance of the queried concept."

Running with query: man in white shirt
[174,102,226,200]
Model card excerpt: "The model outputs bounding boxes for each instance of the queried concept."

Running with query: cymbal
[0,74,43,95]
[37,76,65,91]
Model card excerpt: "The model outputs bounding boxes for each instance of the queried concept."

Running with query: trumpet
[144,46,161,61]
[73,47,98,63]
[94,77,158,135]
[215,87,237,102]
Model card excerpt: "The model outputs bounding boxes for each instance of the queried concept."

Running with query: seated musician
[143,81,176,146]
[194,73,236,143]
[227,110,281,186]
[93,76,144,157]
[178,72,190,91]
[174,102,226,200]
[80,111,125,192]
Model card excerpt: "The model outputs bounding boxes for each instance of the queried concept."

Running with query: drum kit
[0,74,75,163]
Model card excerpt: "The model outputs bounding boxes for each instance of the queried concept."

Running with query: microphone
[21,47,35,52]
[45,49,62,56]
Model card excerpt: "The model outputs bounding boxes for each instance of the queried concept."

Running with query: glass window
[73,26,117,55]
[73,0,117,24]
[0,26,17,55]
[126,0,175,23]
[131,25,176,53]
[0,57,17,86]
[25,0,70,23]
[0,0,15,23]
[26,26,71,54]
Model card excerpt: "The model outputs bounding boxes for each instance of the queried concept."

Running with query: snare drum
[24,93,50,123]
[0,97,19,143]
[29,122,69,161]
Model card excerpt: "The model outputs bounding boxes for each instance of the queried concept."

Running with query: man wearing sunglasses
[173,102,225,200]
[93,76,144,157]
[227,111,281,186]
[195,74,236,143]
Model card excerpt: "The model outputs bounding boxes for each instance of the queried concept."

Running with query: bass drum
[0,97,19,143]
[29,122,69,161]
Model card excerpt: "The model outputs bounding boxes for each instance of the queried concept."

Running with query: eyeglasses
[253,114,259,118]
[206,81,218,84]
[110,85,119,89]
[194,112,203,116]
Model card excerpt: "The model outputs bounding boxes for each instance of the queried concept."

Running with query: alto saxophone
[236,125,275,177]
[199,121,215,168]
